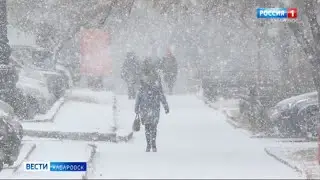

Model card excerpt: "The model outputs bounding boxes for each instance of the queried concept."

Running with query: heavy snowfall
[0,0,320,179]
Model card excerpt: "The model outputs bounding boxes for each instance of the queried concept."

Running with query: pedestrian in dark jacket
[135,58,170,152]
[121,52,141,99]
[160,50,178,94]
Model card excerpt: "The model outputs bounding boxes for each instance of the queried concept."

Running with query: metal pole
[112,94,118,133]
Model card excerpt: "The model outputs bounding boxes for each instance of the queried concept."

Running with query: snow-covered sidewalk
[265,142,320,179]
[0,140,95,179]
[22,101,113,134]
[21,89,120,141]
[89,95,302,179]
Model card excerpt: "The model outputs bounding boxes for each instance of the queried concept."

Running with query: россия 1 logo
[257,8,297,19]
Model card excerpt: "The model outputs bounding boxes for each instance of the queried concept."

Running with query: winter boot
[146,145,151,152]
[151,139,157,152]
[152,147,157,152]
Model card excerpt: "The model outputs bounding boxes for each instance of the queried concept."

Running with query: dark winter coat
[135,71,169,125]
[121,54,140,84]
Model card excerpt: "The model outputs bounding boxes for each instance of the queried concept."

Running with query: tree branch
[99,0,118,26]
[305,0,320,46]
[287,22,318,66]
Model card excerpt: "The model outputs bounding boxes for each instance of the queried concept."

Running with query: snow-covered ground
[1,92,305,179]
[265,142,320,179]
[22,89,114,133]
[89,95,302,179]
[0,139,95,179]
[22,101,113,133]
[66,88,114,104]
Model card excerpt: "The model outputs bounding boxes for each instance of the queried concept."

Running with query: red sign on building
[80,28,112,77]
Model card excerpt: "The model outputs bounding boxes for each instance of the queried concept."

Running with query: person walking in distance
[135,58,170,152]
[160,49,178,94]
[121,52,140,99]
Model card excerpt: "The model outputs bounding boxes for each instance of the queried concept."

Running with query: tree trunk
[0,0,18,106]
[278,25,290,96]
[288,20,320,110]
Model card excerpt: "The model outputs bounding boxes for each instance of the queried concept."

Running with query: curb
[13,143,36,173]
[116,132,134,143]
[207,102,219,110]
[222,110,255,136]
[222,110,241,129]
[23,130,117,142]
[22,97,66,123]
[82,144,97,180]
[251,135,308,141]
[306,137,317,142]
[6,143,37,173]
[226,119,240,129]
[23,129,134,143]
[264,147,303,174]
[66,96,110,105]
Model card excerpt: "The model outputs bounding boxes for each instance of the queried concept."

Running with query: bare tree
[286,0,320,105]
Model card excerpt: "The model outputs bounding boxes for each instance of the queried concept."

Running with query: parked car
[268,92,318,137]
[268,91,318,123]
[295,100,319,137]
[0,100,23,171]
[10,57,56,119]
[11,45,69,98]
[56,63,73,89]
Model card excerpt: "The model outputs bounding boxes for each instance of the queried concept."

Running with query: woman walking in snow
[135,58,170,152]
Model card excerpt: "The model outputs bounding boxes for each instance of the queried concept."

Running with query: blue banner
[257,8,287,18]
[50,162,87,172]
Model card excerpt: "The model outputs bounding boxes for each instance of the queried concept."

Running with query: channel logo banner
[50,162,87,172]
[24,162,87,172]
[257,8,287,18]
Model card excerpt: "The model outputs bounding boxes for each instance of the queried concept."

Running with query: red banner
[80,28,112,77]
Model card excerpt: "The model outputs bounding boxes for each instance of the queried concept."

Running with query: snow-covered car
[0,100,23,171]
[11,45,69,98]
[11,57,56,118]
[268,91,318,123]
[295,100,319,137]
[268,92,318,137]
[56,63,73,89]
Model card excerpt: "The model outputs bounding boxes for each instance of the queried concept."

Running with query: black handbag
[132,114,141,132]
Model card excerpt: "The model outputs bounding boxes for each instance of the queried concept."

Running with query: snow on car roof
[276,91,318,108]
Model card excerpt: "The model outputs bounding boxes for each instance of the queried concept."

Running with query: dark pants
[168,82,174,95]
[127,83,136,99]
[165,76,176,95]
[145,123,158,148]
